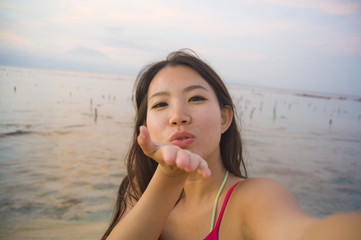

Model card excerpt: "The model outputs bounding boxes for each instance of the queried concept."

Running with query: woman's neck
[182,158,227,204]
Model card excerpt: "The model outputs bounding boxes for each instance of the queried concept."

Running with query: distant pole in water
[14,86,16,93]
[250,107,256,120]
[259,101,263,112]
[329,118,332,126]
[94,108,98,123]
[273,101,277,122]
[90,98,93,112]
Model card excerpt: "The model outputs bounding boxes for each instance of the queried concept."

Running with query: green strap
[210,171,229,231]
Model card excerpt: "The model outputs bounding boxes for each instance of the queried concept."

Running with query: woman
[102,49,360,240]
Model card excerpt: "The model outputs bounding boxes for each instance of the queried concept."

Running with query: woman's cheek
[146,115,165,142]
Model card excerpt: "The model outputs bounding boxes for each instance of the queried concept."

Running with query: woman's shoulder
[228,177,314,240]
[234,177,295,199]
[231,177,304,218]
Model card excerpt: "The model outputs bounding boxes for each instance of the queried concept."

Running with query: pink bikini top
[203,181,241,240]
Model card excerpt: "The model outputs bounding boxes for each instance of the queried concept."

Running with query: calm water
[0,66,360,239]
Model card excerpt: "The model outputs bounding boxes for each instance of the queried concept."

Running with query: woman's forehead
[148,65,212,94]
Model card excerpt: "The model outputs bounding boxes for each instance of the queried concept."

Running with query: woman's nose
[169,104,191,126]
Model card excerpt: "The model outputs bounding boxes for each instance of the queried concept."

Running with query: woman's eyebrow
[149,91,169,100]
[149,85,208,100]
[184,85,209,93]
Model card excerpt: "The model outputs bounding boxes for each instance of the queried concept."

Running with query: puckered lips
[169,131,195,148]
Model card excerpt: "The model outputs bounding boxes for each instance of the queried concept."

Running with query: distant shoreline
[226,82,361,102]
[2,65,361,101]
[0,65,134,82]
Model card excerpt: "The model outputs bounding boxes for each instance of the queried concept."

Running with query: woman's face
[146,65,231,162]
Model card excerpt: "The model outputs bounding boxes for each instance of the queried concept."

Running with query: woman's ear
[221,105,233,134]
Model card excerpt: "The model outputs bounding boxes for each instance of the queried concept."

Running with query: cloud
[310,35,361,55]
[0,31,33,48]
[265,0,361,15]
[68,47,108,59]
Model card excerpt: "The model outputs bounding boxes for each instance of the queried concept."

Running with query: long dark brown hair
[101,49,247,239]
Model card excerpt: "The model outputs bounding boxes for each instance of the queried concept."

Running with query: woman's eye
[189,96,206,102]
[151,102,168,109]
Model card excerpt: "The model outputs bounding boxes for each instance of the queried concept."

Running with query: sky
[0,0,361,96]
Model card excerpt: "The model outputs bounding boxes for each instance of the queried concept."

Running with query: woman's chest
[160,205,212,240]
[160,205,246,240]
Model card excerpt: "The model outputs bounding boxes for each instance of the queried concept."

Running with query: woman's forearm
[301,212,361,240]
[106,167,187,240]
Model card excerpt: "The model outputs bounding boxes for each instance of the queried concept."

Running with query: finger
[175,150,190,170]
[186,152,201,172]
[137,125,157,156]
[196,156,211,178]
[162,145,178,165]
[175,151,211,178]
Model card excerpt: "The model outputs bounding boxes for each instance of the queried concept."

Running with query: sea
[0,66,360,239]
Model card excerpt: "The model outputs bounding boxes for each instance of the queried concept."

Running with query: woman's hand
[137,125,211,178]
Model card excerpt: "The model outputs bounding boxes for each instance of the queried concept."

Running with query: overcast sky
[0,0,360,95]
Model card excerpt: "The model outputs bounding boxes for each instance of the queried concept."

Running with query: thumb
[137,125,157,156]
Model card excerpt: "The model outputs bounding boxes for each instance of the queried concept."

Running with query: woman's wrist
[155,165,189,185]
